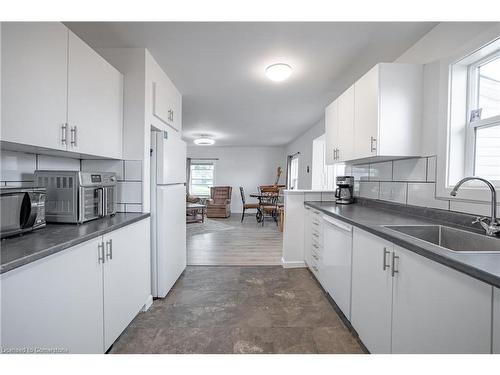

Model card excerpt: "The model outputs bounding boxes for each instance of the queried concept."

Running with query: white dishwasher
[322,215,353,320]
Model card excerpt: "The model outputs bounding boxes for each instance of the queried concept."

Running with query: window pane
[475,123,500,181]
[478,56,500,119]
[190,162,215,196]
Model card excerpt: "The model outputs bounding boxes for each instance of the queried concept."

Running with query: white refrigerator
[150,130,187,298]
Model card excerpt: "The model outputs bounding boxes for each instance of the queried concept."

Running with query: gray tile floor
[109,266,365,354]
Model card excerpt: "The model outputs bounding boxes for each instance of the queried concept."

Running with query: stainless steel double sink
[383,225,500,253]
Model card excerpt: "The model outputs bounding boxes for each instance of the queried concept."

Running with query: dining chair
[239,186,259,223]
[258,185,280,226]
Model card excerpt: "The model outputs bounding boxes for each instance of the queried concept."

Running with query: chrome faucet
[450,177,500,237]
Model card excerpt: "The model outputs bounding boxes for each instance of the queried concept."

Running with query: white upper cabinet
[351,228,393,353]
[67,31,123,159]
[1,23,123,159]
[325,63,423,164]
[1,22,69,150]
[150,61,182,132]
[494,288,500,354]
[324,100,338,165]
[353,63,423,161]
[391,245,492,354]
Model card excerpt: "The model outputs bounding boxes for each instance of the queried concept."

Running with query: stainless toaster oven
[34,171,117,224]
[0,187,46,239]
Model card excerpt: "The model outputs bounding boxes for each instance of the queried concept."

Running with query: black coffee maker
[335,176,355,204]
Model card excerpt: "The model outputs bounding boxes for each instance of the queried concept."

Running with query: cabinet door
[103,218,151,350]
[351,228,393,353]
[324,100,338,165]
[354,65,379,159]
[304,207,313,268]
[1,237,104,353]
[152,76,182,132]
[67,31,123,159]
[1,22,68,150]
[494,288,500,354]
[337,85,355,162]
[322,216,353,320]
[391,245,492,354]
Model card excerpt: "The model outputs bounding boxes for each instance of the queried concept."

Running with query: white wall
[187,146,285,213]
[284,118,325,190]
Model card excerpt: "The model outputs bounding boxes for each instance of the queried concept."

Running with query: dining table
[249,192,282,223]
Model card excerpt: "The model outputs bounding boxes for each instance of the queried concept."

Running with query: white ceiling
[66,22,437,146]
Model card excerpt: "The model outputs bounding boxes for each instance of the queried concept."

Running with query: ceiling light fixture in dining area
[193,136,215,146]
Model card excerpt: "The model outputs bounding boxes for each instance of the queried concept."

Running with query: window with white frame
[290,155,299,189]
[465,48,500,183]
[189,160,215,196]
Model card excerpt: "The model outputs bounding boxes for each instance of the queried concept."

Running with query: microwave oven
[34,171,117,224]
[0,187,46,239]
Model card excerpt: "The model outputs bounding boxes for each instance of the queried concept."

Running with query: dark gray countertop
[305,201,500,289]
[1,213,150,274]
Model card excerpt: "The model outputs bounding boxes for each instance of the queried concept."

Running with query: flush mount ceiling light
[265,63,293,82]
[193,136,215,146]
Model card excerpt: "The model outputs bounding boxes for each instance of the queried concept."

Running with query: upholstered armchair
[206,186,232,218]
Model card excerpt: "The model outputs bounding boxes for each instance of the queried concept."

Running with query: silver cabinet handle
[312,254,319,260]
[336,148,340,160]
[382,247,390,271]
[61,123,68,146]
[312,233,319,238]
[391,252,399,277]
[312,265,318,272]
[370,136,377,153]
[98,241,105,264]
[312,221,319,226]
[312,243,319,249]
[106,239,113,260]
[70,126,77,147]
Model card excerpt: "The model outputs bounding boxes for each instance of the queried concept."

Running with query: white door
[156,131,187,185]
[103,218,151,350]
[154,184,187,298]
[67,31,123,159]
[354,65,379,159]
[494,288,500,354]
[322,216,353,320]
[1,22,69,150]
[1,237,104,353]
[391,245,493,354]
[324,100,338,165]
[337,85,355,162]
[351,228,393,353]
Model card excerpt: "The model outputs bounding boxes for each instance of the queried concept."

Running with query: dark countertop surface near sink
[1,213,150,274]
[305,201,500,289]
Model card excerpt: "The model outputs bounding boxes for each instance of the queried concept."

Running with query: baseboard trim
[141,294,153,312]
[281,257,306,268]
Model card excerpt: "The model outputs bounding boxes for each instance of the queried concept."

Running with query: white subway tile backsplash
[359,181,379,199]
[305,192,322,201]
[407,183,449,210]
[393,158,427,182]
[352,164,370,181]
[5,181,35,188]
[116,203,126,213]
[426,156,437,182]
[117,181,142,204]
[82,159,124,180]
[37,154,80,171]
[370,161,392,181]
[379,182,407,204]
[0,150,36,182]
[321,192,336,202]
[449,201,500,217]
[125,204,142,213]
[124,160,142,181]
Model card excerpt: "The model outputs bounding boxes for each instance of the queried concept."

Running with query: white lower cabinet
[1,237,105,353]
[351,228,393,353]
[304,207,313,268]
[494,288,500,354]
[391,245,492,354]
[322,215,352,320]
[0,218,150,353]
[103,219,150,350]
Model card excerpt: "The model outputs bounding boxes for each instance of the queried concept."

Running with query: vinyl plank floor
[109,266,365,354]
[187,215,283,266]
